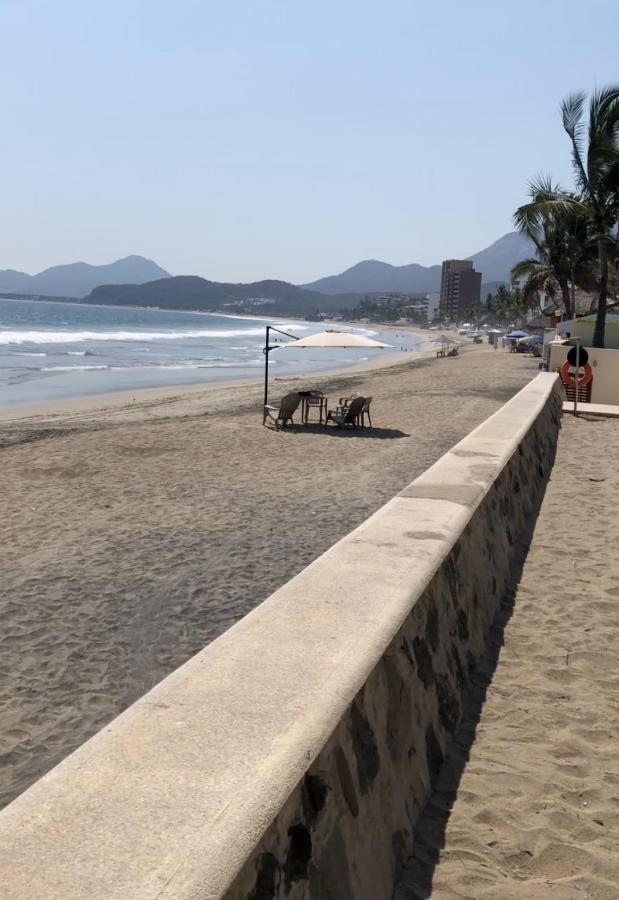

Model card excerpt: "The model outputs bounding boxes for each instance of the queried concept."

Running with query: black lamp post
[263,325,299,408]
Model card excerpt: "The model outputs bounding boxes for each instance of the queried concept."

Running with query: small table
[300,393,328,424]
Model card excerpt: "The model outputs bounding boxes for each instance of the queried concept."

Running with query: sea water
[0,298,420,407]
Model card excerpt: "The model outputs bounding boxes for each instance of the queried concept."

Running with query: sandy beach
[0,344,535,811]
[397,413,619,899]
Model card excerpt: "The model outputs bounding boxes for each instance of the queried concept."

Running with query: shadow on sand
[268,424,410,440]
[394,485,547,899]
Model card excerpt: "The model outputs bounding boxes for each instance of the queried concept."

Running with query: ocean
[0,298,420,407]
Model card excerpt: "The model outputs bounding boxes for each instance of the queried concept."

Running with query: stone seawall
[0,374,563,900]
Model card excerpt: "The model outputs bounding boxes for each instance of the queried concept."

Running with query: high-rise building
[439,260,482,320]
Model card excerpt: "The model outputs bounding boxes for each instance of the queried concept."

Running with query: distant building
[425,292,440,321]
[439,260,482,320]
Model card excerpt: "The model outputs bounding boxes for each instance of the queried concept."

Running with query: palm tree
[514,86,619,347]
[513,178,596,320]
[486,283,529,325]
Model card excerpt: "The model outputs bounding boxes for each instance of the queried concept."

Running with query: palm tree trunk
[560,279,572,320]
[593,233,608,348]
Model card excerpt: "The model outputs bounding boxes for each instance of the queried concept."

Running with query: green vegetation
[339,294,431,324]
[513,86,619,347]
[468,285,530,328]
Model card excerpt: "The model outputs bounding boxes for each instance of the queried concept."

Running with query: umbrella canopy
[281,330,390,349]
[506,330,529,339]
[430,334,458,345]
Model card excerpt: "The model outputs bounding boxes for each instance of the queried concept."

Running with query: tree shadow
[394,487,546,899]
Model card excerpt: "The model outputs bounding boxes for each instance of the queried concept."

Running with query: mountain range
[0,231,536,309]
[302,231,535,295]
[0,255,169,298]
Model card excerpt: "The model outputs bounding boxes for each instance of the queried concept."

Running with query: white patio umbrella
[281,330,390,349]
[263,327,390,406]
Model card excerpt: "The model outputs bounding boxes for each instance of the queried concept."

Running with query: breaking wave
[0,327,267,344]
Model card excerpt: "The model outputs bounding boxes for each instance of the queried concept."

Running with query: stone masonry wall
[226,383,563,900]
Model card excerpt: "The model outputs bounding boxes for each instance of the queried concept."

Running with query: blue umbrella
[506,330,529,338]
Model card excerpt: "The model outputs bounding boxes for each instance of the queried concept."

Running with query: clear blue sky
[1,0,617,283]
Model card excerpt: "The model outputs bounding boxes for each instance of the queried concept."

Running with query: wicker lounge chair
[263,392,301,429]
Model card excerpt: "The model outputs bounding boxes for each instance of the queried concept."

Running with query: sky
[1,0,617,284]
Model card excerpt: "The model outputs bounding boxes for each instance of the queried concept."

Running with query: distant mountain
[302,231,536,295]
[469,231,535,283]
[304,260,442,296]
[85,276,352,317]
[0,255,169,298]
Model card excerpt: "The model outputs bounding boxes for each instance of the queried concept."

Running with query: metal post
[263,325,270,408]
[573,339,580,417]
[262,324,299,411]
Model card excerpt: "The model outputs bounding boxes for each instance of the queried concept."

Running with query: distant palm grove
[511,85,619,347]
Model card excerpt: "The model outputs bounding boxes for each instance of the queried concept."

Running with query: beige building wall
[558,316,619,350]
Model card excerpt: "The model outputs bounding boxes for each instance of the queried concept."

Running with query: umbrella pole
[263,324,299,410]
[263,326,270,408]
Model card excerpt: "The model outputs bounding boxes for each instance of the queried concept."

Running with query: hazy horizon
[1,0,617,283]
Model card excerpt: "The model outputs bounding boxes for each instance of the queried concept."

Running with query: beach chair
[337,395,373,427]
[327,395,366,428]
[359,396,373,427]
[263,392,301,429]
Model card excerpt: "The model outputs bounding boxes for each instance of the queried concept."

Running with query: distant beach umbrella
[505,330,529,339]
[516,334,543,344]
[429,334,458,345]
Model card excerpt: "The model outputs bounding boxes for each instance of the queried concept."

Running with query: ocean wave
[41,365,110,372]
[38,359,267,373]
[12,351,47,357]
[0,327,267,344]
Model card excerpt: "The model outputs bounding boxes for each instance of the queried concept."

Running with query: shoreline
[0,321,441,422]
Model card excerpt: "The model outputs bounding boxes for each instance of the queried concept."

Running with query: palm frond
[562,91,590,194]
[587,86,619,200]
[510,258,550,280]
[520,270,557,307]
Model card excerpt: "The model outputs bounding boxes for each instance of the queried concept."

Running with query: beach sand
[397,413,619,899]
[0,345,535,810]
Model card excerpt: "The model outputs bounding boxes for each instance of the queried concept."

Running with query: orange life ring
[560,360,593,387]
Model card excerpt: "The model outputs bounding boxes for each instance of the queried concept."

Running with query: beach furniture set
[263,391,373,430]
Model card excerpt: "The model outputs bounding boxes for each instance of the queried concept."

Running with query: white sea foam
[40,359,266,373]
[0,327,267,344]
[42,365,110,372]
